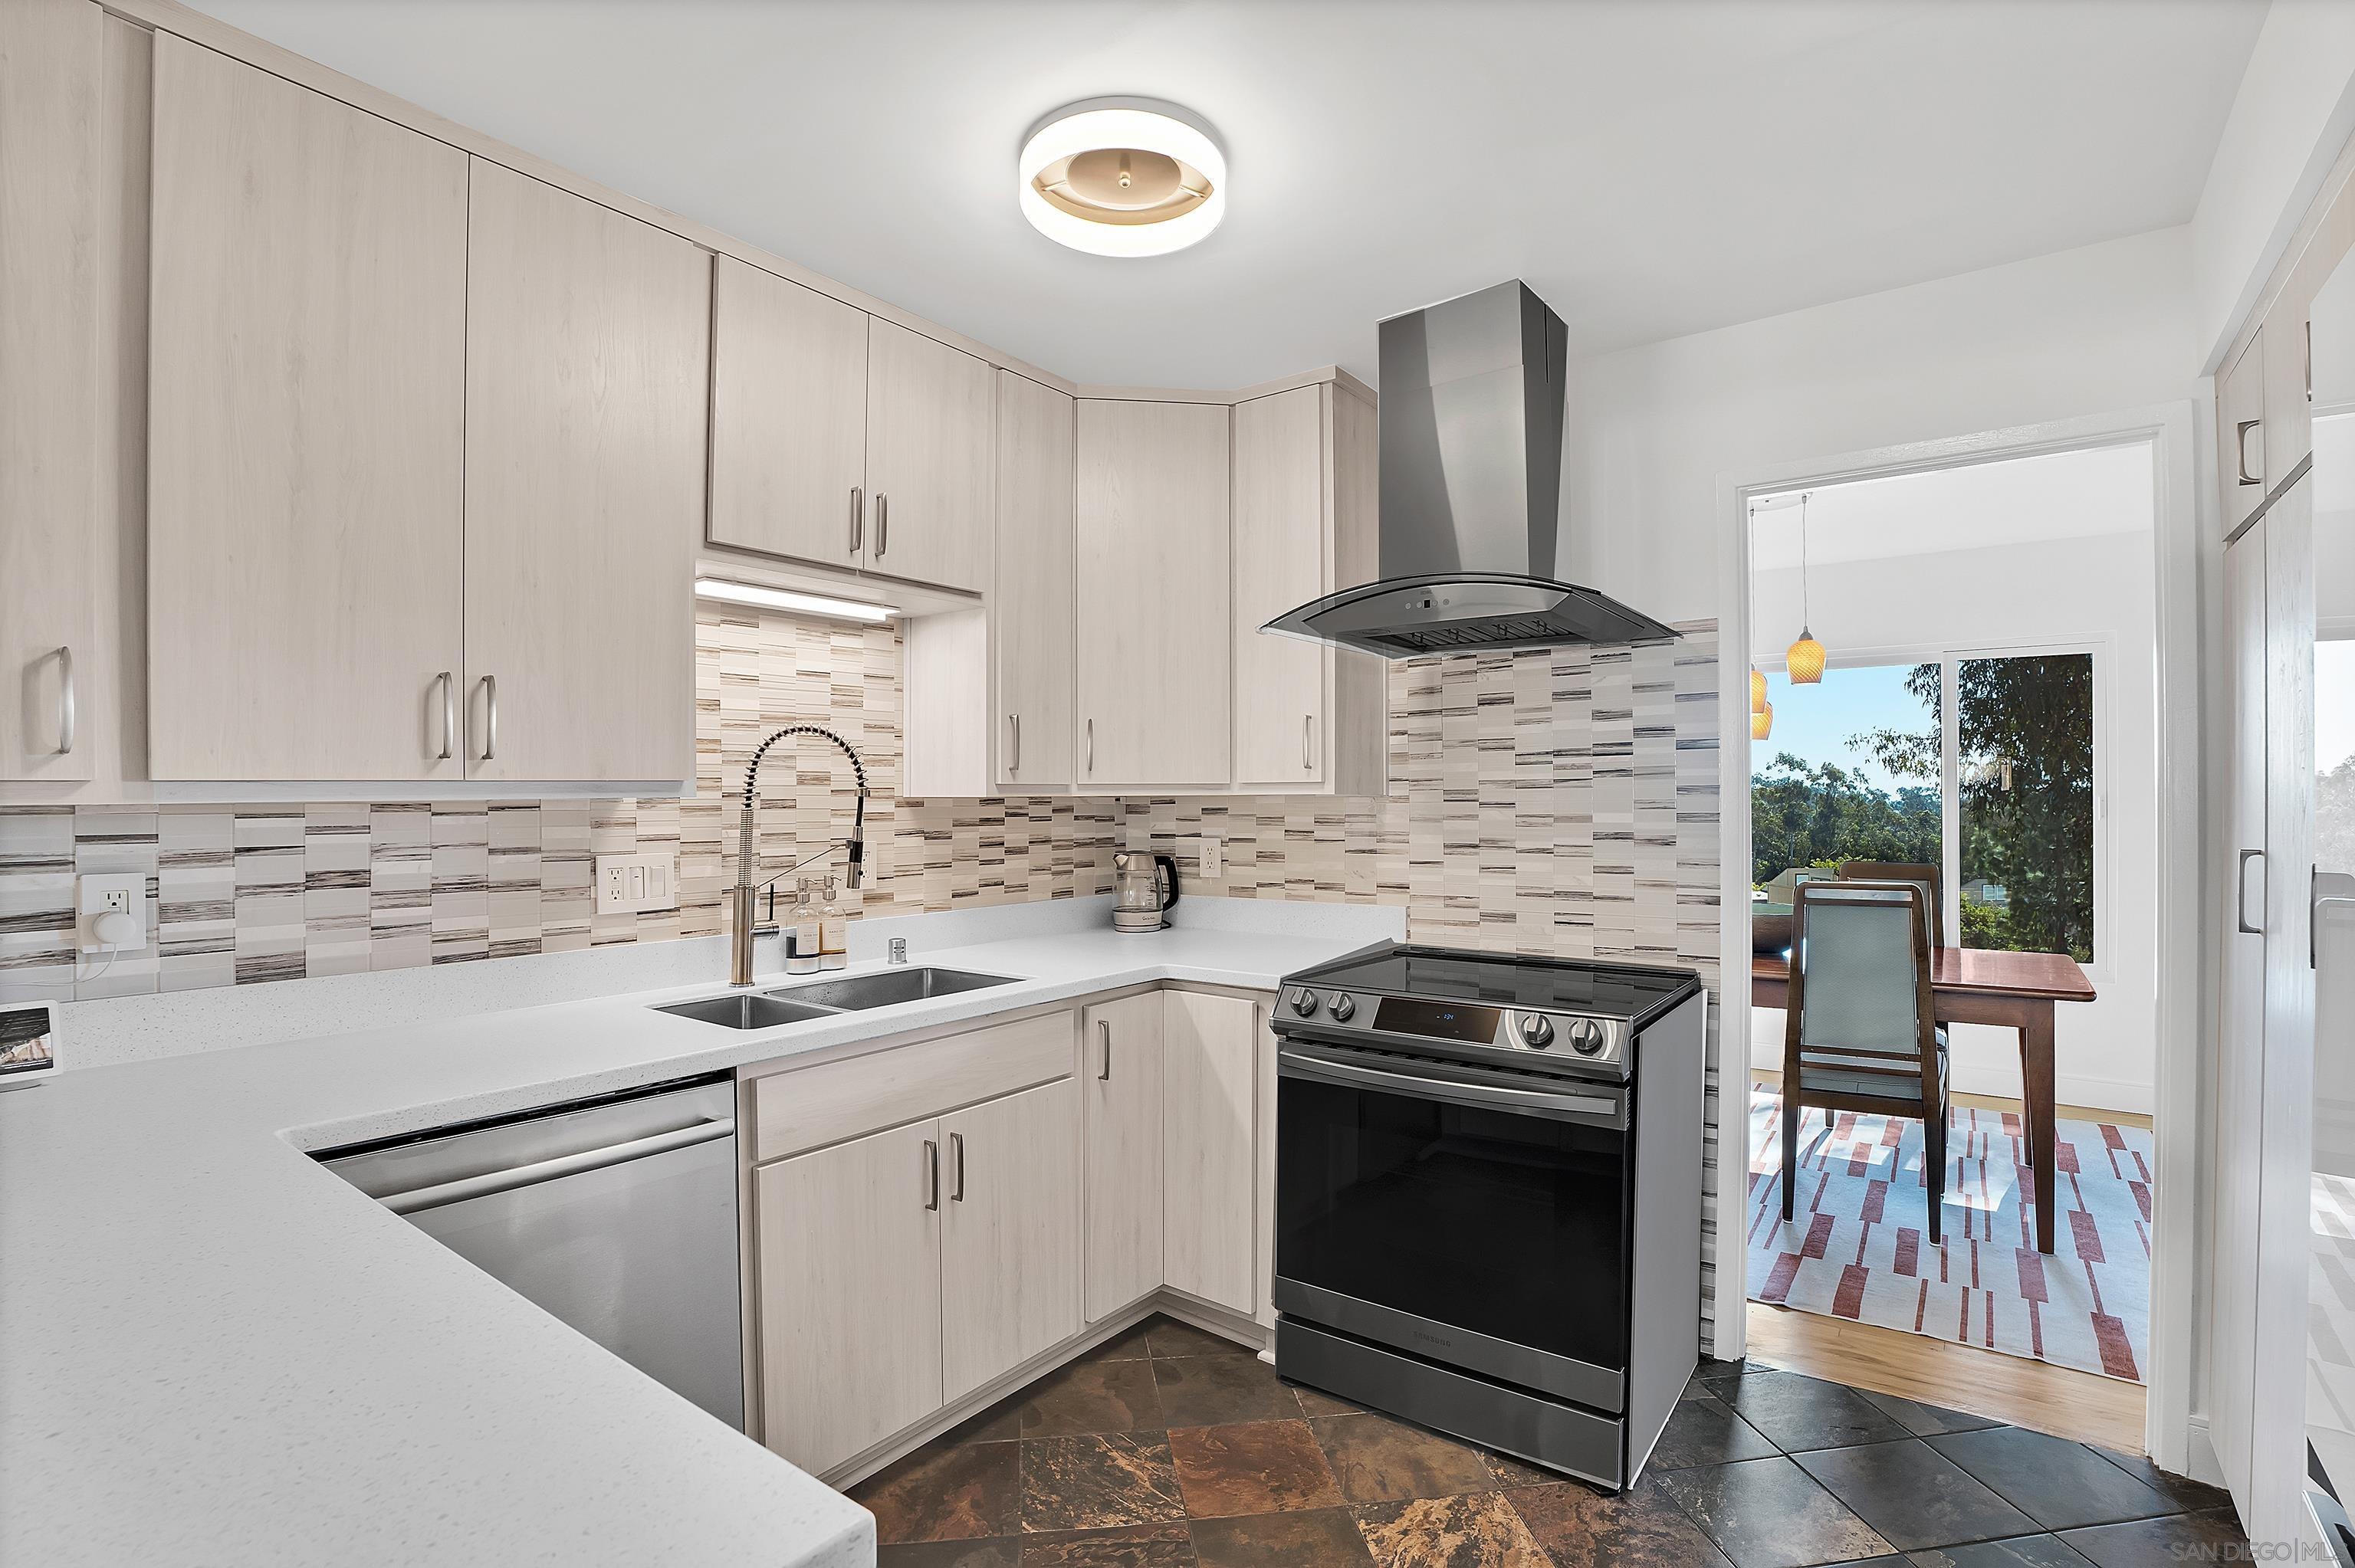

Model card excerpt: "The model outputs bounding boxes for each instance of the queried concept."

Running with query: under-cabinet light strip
[693,577,895,624]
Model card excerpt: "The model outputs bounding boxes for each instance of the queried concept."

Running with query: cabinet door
[755,1119,943,1474]
[1162,989,1260,1314]
[994,371,1076,789]
[1074,400,1232,789]
[865,317,991,592]
[147,34,468,780]
[1232,385,1329,786]
[708,257,869,568]
[2221,329,2267,537]
[462,161,704,782]
[0,0,98,781]
[941,1078,1082,1401]
[1082,992,1164,1320]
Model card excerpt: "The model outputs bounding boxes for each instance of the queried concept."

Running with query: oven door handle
[1277,1044,1624,1126]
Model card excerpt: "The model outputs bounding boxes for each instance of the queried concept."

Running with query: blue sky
[1754,662,1939,795]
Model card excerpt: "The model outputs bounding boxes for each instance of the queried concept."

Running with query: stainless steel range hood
[1263,280,1678,658]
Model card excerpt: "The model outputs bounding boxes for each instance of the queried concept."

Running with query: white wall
[2189,0,2355,369]
[1746,524,2161,1113]
[1563,225,2196,627]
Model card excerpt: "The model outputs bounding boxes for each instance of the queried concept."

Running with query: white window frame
[1757,631,2112,981]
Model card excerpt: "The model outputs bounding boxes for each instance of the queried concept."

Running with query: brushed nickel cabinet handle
[1086,717,1094,773]
[435,671,455,761]
[1099,1019,1112,1080]
[480,674,498,762]
[849,487,864,556]
[1302,713,1312,770]
[875,493,888,557]
[950,1132,965,1202]
[54,646,74,756]
[922,1138,938,1210]
[1008,712,1020,775]
[2236,419,2263,486]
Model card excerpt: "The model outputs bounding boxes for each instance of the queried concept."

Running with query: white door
[1074,399,1232,788]
[865,318,992,592]
[708,258,870,569]
[1082,992,1165,1320]
[940,1079,1082,1401]
[0,0,99,782]
[754,1119,944,1474]
[146,34,468,781]
[1162,989,1260,1314]
[461,160,704,782]
[994,370,1076,789]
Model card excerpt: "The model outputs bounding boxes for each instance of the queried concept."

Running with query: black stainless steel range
[1269,942,1706,1491]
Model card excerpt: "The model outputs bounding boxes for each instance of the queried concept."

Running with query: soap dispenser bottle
[819,875,847,969]
[787,878,822,975]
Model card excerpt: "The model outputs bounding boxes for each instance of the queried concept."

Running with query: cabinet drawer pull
[54,646,74,756]
[849,487,864,555]
[1086,717,1094,773]
[874,494,888,557]
[1302,713,1312,770]
[1008,712,1020,775]
[478,674,498,762]
[923,1137,939,1210]
[1099,1019,1112,1080]
[950,1131,965,1202]
[2236,419,2263,486]
[435,671,455,761]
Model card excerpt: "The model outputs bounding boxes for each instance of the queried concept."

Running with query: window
[1752,648,2100,963]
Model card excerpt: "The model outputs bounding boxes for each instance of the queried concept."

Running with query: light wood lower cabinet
[1082,992,1165,1320]
[1161,989,1261,1314]
[754,1118,943,1475]
[941,1078,1082,1401]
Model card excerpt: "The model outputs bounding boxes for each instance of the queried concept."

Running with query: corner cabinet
[1073,399,1233,789]
[991,372,1077,790]
[460,160,703,782]
[1161,989,1261,1314]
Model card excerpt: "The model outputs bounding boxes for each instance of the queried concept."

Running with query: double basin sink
[653,967,1019,1031]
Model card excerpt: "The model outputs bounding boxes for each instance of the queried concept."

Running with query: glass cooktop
[1289,943,1700,1022]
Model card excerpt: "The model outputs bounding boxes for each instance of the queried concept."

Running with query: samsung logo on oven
[1411,1328,1452,1348]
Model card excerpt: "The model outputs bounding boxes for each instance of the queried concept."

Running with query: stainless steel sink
[764,967,1019,1012]
[653,993,839,1030]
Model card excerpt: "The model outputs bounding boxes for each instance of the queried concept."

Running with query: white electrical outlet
[77,873,149,953]
[594,853,678,915]
[1197,836,1222,878]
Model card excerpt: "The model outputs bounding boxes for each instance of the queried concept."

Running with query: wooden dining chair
[1782,879,1953,1243]
[1838,859,1945,951]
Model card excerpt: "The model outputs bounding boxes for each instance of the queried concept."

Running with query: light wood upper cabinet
[0,0,100,782]
[146,34,468,781]
[940,1077,1082,1402]
[708,256,870,569]
[1161,989,1260,1315]
[1233,385,1329,787]
[755,1118,944,1475]
[865,317,992,592]
[461,160,704,782]
[1074,399,1232,789]
[1082,992,1165,1321]
[994,372,1076,789]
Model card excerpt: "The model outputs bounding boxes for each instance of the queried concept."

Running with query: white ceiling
[1750,443,2156,572]
[188,0,2265,389]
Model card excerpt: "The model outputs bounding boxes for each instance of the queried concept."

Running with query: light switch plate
[77,873,149,953]
[595,853,677,915]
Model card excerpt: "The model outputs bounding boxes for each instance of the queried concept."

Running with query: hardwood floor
[1746,1300,2146,1452]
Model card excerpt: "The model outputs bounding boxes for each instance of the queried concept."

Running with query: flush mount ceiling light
[1019,97,1225,258]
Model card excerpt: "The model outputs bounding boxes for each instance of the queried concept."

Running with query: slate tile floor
[851,1317,2248,1568]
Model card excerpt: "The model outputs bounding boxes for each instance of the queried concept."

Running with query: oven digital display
[1371,997,1501,1045]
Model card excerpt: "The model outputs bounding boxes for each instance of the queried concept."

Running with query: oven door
[1274,1038,1631,1412]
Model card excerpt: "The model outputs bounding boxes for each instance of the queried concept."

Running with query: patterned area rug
[1746,1087,2152,1383]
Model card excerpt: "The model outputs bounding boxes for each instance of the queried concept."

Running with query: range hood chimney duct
[1262,280,1677,658]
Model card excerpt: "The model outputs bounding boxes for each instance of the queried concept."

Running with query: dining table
[1750,944,2097,1255]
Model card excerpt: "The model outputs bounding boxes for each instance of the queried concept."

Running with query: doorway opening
[1738,442,2162,1449]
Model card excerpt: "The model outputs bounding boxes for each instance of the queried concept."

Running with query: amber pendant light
[1786,490,1826,684]
[1746,500,1772,739]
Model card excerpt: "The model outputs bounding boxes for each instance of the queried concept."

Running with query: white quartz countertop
[0,896,1400,1567]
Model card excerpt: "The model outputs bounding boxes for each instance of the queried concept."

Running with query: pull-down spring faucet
[731,726,869,986]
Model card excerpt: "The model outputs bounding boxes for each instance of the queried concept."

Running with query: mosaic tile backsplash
[0,605,1723,1334]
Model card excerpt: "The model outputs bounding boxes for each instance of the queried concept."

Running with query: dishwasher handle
[378,1117,733,1215]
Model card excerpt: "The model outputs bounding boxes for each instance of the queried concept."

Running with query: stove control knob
[1290,989,1319,1018]
[1568,1019,1607,1056]
[1326,992,1355,1021]
[1517,1013,1555,1049]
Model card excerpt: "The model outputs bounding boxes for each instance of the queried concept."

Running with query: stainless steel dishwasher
[320,1074,744,1429]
